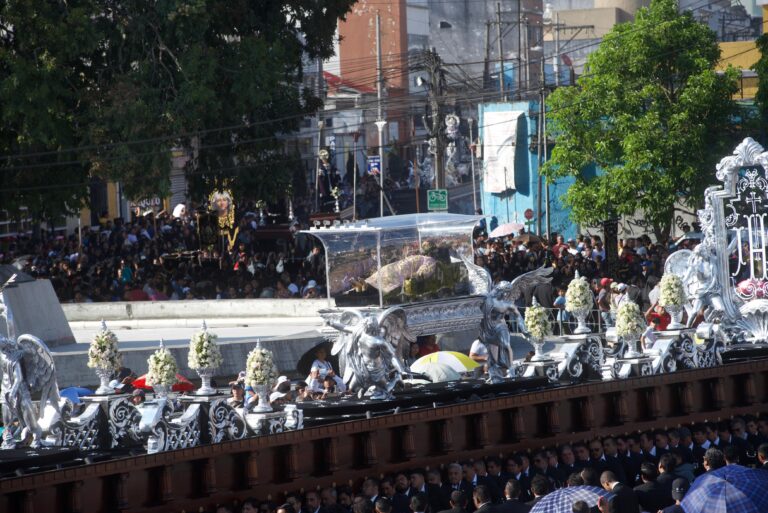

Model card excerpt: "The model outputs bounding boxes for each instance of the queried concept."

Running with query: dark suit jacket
[603,455,628,485]
[436,506,466,513]
[657,472,676,494]
[762,461,768,470]
[476,475,503,503]
[474,503,494,513]
[410,483,447,513]
[493,499,531,513]
[390,493,411,513]
[609,483,640,513]
[634,480,673,512]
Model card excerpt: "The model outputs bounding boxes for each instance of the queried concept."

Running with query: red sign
[524,208,534,220]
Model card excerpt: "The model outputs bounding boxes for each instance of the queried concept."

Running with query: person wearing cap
[598,278,614,328]
[228,382,245,408]
[130,388,146,406]
[270,380,293,406]
[660,478,689,513]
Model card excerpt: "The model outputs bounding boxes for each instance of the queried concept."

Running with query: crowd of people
[0,206,687,314]
[206,414,768,513]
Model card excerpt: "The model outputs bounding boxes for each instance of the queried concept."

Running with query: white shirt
[642,326,657,348]
[470,340,488,357]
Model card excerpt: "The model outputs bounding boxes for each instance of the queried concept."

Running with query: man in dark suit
[410,494,428,513]
[471,486,494,513]
[717,420,750,464]
[557,444,584,477]
[616,436,643,487]
[656,454,677,497]
[436,491,468,513]
[363,478,381,505]
[758,443,768,470]
[599,471,639,513]
[601,437,628,486]
[633,462,673,512]
[530,450,562,489]
[485,457,510,491]
[495,480,530,513]
[504,455,532,503]
[380,478,409,513]
[525,475,550,509]
[472,460,502,502]
[441,463,472,507]
[410,469,447,513]
[305,490,328,513]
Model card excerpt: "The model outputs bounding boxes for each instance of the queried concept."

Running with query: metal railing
[509,306,611,336]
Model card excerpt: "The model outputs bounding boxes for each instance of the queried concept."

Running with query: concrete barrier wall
[62,298,335,323]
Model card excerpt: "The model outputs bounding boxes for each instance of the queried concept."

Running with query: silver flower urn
[665,304,685,330]
[195,367,217,395]
[252,383,273,413]
[94,367,115,395]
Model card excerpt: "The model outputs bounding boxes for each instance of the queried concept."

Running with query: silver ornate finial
[159,338,165,350]
[256,339,261,350]
[574,270,581,279]
[201,320,207,331]
[532,297,540,307]
[100,319,108,332]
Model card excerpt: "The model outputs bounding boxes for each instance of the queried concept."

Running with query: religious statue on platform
[329,309,412,400]
[0,301,61,449]
[208,188,239,251]
[479,267,554,383]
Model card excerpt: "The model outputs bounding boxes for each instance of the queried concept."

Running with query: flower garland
[566,272,593,312]
[330,186,341,199]
[246,344,278,387]
[147,344,178,386]
[525,300,552,340]
[659,274,686,307]
[616,301,645,338]
[187,325,223,370]
[87,322,122,370]
[255,200,266,210]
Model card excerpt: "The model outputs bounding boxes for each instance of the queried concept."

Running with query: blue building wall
[478,101,576,240]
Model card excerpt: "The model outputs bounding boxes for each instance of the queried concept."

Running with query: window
[439,21,452,29]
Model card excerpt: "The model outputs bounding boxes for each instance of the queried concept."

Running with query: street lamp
[468,118,478,213]
[375,119,387,217]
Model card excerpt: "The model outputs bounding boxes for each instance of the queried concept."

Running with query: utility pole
[484,22,491,91]
[537,57,545,236]
[555,12,560,87]
[468,118,478,212]
[423,48,446,189]
[517,0,522,99]
[496,3,505,101]
[375,12,386,217]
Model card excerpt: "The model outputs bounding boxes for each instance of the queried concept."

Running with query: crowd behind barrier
[202,414,768,513]
[0,210,691,321]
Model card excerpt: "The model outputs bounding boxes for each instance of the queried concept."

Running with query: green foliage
[0,1,101,220]
[544,0,739,241]
[754,33,768,130]
[1,0,354,221]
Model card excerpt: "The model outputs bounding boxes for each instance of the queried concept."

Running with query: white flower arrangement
[147,343,178,386]
[659,273,686,307]
[187,324,223,370]
[566,272,593,312]
[616,301,645,338]
[246,344,278,387]
[87,322,122,370]
[525,300,552,341]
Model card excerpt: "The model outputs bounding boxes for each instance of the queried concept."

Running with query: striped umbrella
[681,465,768,513]
[530,486,615,513]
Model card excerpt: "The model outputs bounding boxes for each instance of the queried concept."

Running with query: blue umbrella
[60,387,94,404]
[530,486,615,513]
[682,465,768,513]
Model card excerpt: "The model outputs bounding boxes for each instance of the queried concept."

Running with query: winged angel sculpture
[330,308,414,400]
[0,280,61,449]
[464,256,554,382]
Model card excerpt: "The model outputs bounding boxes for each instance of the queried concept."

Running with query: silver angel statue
[480,267,554,383]
[0,333,61,449]
[329,308,413,400]
[1,281,61,449]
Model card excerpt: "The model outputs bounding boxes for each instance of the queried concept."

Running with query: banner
[482,110,524,193]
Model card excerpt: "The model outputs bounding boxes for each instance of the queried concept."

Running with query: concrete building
[477,101,576,239]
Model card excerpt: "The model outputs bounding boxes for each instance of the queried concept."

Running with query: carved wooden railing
[2,358,768,513]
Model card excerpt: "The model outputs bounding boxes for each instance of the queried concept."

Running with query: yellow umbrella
[410,351,480,374]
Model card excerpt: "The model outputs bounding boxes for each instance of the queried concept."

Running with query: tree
[1,0,354,223]
[543,0,739,241]
[86,0,355,204]
[0,1,102,222]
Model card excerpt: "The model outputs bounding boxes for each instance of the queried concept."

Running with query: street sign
[524,208,534,220]
[367,155,381,175]
[427,189,448,211]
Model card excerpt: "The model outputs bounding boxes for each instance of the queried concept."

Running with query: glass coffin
[303,213,482,308]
